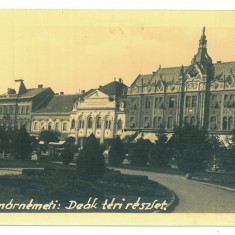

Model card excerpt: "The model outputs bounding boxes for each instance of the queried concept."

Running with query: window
[155,97,158,108]
[87,117,93,129]
[159,97,164,108]
[41,122,45,130]
[105,120,111,129]
[26,106,30,114]
[130,117,135,128]
[192,96,197,107]
[34,122,39,130]
[224,95,229,107]
[210,117,217,130]
[191,116,196,126]
[157,117,162,128]
[63,122,68,131]
[48,122,52,130]
[186,96,191,108]
[229,117,233,130]
[21,106,25,115]
[55,122,60,131]
[145,98,150,109]
[169,97,175,108]
[10,106,14,114]
[71,119,75,129]
[96,117,101,129]
[184,116,190,124]
[211,95,219,108]
[229,94,234,107]
[117,120,123,130]
[144,116,150,128]
[153,117,158,128]
[79,120,84,129]
[167,117,173,129]
[223,117,228,130]
[0,106,2,114]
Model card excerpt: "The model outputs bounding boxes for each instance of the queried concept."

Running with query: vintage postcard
[0,9,234,226]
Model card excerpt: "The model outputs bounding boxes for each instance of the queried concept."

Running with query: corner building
[125,28,235,134]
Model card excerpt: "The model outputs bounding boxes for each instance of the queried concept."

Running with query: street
[115,168,235,213]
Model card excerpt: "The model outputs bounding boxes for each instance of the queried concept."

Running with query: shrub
[61,146,74,165]
[108,136,125,166]
[76,134,106,180]
[129,138,150,166]
[13,126,32,159]
[39,130,60,146]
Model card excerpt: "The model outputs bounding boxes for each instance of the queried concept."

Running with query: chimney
[114,77,116,81]
[38,84,43,88]
[81,90,85,94]
[60,92,64,95]
[159,65,161,69]
[119,78,123,83]
[217,61,222,64]
[99,85,102,88]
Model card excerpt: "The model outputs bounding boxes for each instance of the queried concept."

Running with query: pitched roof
[0,87,53,100]
[151,66,186,84]
[34,94,79,114]
[213,61,235,80]
[98,81,127,97]
[131,74,154,87]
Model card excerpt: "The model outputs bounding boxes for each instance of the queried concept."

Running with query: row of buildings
[0,27,235,146]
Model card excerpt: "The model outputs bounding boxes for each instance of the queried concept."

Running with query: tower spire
[199,26,207,49]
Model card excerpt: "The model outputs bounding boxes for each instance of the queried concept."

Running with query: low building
[0,80,54,132]
[31,93,80,139]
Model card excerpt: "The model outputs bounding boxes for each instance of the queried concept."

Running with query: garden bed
[0,167,174,213]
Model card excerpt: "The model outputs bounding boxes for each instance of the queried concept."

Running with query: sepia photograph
[0,8,234,226]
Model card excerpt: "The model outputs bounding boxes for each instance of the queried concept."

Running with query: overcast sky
[0,10,234,94]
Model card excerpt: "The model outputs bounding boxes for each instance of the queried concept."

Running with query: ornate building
[70,79,127,147]
[125,27,235,135]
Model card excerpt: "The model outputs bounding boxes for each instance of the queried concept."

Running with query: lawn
[0,160,174,213]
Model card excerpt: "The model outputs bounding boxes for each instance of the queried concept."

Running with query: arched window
[26,106,30,114]
[41,122,45,130]
[78,120,84,129]
[71,119,75,129]
[117,119,123,130]
[34,122,39,130]
[63,122,68,131]
[55,122,60,131]
[96,117,101,129]
[48,122,52,130]
[87,117,93,129]
[105,120,111,129]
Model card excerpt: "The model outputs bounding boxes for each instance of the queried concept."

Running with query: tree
[76,134,106,180]
[149,130,171,168]
[13,126,32,159]
[170,124,211,174]
[108,136,125,166]
[39,130,60,146]
[129,138,150,166]
[61,145,74,165]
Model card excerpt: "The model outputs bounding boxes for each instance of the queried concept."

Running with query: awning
[131,132,173,144]
[48,140,66,145]
[120,131,136,140]
[218,135,232,147]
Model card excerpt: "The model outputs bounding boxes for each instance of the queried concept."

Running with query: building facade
[70,79,127,146]
[125,27,235,135]
[0,80,54,132]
